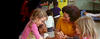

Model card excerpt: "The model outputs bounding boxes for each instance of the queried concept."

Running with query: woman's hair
[62,5,80,22]
[30,8,48,20]
[75,16,96,39]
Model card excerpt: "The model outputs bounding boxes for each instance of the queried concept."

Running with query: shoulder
[59,17,63,20]
[29,20,37,28]
[57,17,63,22]
[47,16,54,20]
[48,16,53,18]
[31,23,37,27]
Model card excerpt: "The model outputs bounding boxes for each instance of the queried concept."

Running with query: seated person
[81,10,100,20]
[81,10,100,17]
[56,5,81,39]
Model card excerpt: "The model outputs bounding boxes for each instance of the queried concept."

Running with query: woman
[56,5,81,39]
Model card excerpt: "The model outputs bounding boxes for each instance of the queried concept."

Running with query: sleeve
[52,17,55,27]
[31,24,41,39]
[56,17,61,31]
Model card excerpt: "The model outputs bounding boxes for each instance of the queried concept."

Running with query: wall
[69,0,100,10]
[58,0,68,16]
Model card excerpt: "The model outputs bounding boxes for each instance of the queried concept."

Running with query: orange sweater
[56,17,75,37]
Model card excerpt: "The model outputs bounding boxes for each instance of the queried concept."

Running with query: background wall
[68,0,100,10]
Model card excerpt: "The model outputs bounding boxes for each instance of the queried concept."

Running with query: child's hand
[56,31,65,39]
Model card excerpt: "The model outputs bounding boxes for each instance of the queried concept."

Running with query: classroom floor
[95,21,100,39]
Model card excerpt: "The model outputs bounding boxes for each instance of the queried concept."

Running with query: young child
[45,10,55,38]
[81,10,100,17]
[52,1,61,18]
[38,23,49,39]
[52,1,61,25]
[81,10,100,20]
[19,8,48,39]
[75,16,97,39]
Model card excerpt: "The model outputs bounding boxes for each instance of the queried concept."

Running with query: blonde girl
[20,8,48,39]
[75,16,96,39]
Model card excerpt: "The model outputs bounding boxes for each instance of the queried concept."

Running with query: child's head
[38,23,47,34]
[30,8,48,26]
[75,16,96,39]
[62,5,80,22]
[53,1,58,7]
[46,10,53,16]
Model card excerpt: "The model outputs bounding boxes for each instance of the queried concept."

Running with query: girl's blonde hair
[29,8,48,26]
[75,16,96,39]
[30,8,48,20]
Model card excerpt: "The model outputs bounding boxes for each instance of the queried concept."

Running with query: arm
[52,16,55,28]
[31,24,43,39]
[56,18,61,31]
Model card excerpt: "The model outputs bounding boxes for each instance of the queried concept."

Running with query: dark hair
[53,0,57,3]
[53,1,58,7]
[46,10,53,16]
[38,24,44,29]
[62,5,80,22]
[48,0,53,5]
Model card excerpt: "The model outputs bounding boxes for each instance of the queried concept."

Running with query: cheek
[76,28,81,34]
[65,17,70,21]
[67,17,70,20]
[38,20,42,24]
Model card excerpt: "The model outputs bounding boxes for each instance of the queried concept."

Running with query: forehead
[64,13,69,16]
[40,17,47,20]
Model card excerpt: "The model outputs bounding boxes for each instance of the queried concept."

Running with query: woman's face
[63,12,70,22]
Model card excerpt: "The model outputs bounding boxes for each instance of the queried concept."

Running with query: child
[38,23,49,39]
[52,1,61,18]
[81,10,100,17]
[75,16,97,39]
[45,10,55,38]
[81,10,100,20]
[20,8,48,39]
[52,1,61,25]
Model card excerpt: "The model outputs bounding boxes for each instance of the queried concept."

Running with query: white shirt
[45,16,54,28]
[86,13,100,17]
[54,15,60,18]
[44,33,49,39]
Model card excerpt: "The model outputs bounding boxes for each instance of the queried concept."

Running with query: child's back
[52,2,61,17]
